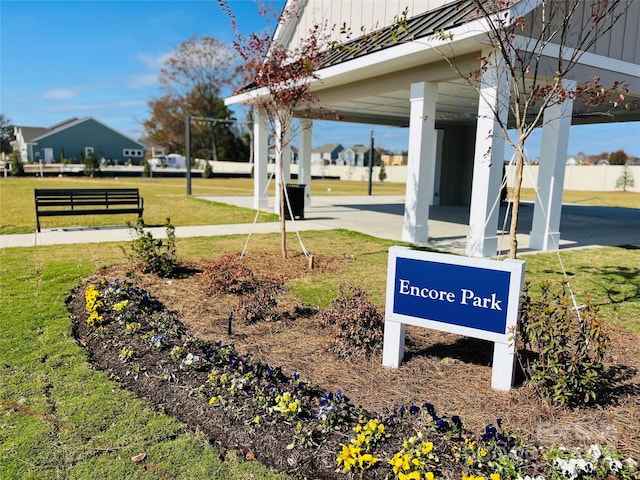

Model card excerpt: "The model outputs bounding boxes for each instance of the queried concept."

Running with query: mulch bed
[69,252,640,479]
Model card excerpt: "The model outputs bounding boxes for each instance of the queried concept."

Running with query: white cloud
[136,51,173,70]
[43,88,80,100]
[126,73,159,89]
[43,99,147,112]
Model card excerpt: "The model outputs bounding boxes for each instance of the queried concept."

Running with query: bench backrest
[35,188,141,208]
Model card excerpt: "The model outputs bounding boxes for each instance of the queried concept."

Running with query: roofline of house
[30,116,145,147]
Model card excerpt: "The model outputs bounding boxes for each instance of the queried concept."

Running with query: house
[338,145,370,166]
[269,145,299,164]
[310,143,343,165]
[11,117,146,164]
[381,154,408,167]
[226,0,640,257]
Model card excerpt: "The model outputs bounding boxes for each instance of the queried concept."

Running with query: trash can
[284,184,306,220]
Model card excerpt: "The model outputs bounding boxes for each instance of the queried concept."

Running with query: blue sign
[383,247,526,391]
[393,256,511,334]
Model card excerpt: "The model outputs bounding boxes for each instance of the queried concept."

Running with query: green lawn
[2,176,637,235]
[0,176,407,234]
[518,187,640,209]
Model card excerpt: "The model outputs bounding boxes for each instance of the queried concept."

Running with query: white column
[466,49,509,257]
[529,79,575,251]
[273,117,292,215]
[253,108,269,210]
[299,119,312,207]
[402,81,438,244]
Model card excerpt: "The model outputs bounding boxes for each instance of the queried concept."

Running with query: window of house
[123,149,143,157]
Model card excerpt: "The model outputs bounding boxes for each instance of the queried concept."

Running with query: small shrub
[142,158,151,177]
[124,218,178,277]
[517,280,609,407]
[318,284,384,359]
[9,151,24,176]
[202,254,257,295]
[378,162,387,182]
[231,279,284,325]
[202,160,213,178]
[84,151,99,177]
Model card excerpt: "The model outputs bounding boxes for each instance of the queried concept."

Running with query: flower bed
[70,278,638,480]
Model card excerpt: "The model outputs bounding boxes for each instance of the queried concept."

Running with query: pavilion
[225,0,640,257]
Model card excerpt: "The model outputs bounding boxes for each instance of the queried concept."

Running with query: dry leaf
[131,452,146,463]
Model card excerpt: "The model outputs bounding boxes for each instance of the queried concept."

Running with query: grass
[1,227,639,478]
[0,176,406,234]
[518,187,640,209]
[2,176,637,235]
[0,241,293,480]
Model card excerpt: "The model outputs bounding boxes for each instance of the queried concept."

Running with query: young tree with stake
[218,0,328,259]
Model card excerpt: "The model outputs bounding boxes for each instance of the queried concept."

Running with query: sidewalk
[2,195,638,254]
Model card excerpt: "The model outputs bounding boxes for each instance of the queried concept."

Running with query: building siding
[31,119,145,163]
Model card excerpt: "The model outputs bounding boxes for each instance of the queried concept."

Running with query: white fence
[504,164,640,193]
[199,162,640,193]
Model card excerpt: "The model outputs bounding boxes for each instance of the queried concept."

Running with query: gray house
[12,117,146,164]
[338,145,370,167]
[310,143,343,165]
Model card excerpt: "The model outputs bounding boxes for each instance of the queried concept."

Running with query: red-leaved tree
[217,0,328,259]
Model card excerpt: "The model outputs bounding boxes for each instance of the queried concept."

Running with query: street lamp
[368,130,375,196]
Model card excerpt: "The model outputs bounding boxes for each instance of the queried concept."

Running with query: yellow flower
[208,396,217,405]
[288,402,298,413]
[490,474,500,480]
[479,447,488,457]
[399,471,421,480]
[358,453,378,468]
[113,300,129,311]
[422,441,434,454]
[425,472,435,480]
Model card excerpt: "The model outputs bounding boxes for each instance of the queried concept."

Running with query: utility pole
[185,115,192,195]
[368,130,375,196]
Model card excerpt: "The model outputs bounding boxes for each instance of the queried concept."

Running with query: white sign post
[383,246,525,391]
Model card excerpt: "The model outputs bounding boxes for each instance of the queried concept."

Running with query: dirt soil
[70,252,640,479]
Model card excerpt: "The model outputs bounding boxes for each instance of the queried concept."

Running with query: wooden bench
[34,188,144,232]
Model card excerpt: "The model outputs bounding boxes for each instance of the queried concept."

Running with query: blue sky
[1,0,638,159]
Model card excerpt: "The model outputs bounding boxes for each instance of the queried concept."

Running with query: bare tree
[144,35,246,159]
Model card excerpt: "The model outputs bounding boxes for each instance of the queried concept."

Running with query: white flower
[606,457,623,473]
[574,458,593,473]
[555,458,578,480]
[624,457,638,469]
[180,352,200,369]
[587,445,601,462]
